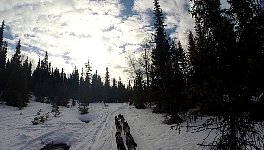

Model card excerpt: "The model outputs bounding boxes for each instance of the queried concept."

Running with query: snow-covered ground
[0,99,209,150]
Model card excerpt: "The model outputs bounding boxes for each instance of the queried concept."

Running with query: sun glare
[71,37,108,74]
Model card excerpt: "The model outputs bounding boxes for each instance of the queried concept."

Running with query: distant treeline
[0,20,132,108]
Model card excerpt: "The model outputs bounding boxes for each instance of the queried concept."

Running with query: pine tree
[84,59,92,103]
[104,67,111,102]
[78,59,92,113]
[69,66,79,99]
[91,70,104,102]
[31,52,56,103]
[151,0,171,113]
[126,80,133,103]
[187,31,199,108]
[21,57,30,104]
[188,0,264,149]
[91,70,99,102]
[40,51,51,100]
[79,68,85,101]
[133,71,145,109]
[0,20,7,96]
[0,20,4,47]
[55,68,69,106]
[32,58,41,99]
[117,77,125,103]
[111,78,117,102]
[5,40,28,108]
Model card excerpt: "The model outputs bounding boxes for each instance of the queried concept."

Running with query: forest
[0,0,264,149]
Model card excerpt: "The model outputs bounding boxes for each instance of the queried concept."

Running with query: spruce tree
[117,77,125,103]
[32,58,41,99]
[126,80,133,103]
[91,70,104,102]
[5,40,28,108]
[32,52,51,102]
[84,59,92,104]
[151,0,171,113]
[56,68,69,106]
[111,78,117,102]
[79,68,85,102]
[21,57,30,104]
[0,20,7,96]
[188,0,264,149]
[187,31,199,108]
[69,66,79,99]
[0,20,4,47]
[91,70,99,102]
[133,71,145,109]
[104,67,110,102]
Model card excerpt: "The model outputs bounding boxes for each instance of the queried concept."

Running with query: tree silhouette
[0,20,7,97]
[187,0,264,149]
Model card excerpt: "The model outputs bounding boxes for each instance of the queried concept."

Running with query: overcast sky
[0,0,195,82]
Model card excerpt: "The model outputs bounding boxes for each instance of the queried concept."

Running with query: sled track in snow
[88,108,113,150]
[74,104,126,150]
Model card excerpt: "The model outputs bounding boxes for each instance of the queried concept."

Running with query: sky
[0,0,195,83]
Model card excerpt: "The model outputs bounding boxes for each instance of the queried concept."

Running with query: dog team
[115,114,137,150]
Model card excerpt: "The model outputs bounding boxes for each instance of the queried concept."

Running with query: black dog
[118,114,124,120]
[123,121,130,135]
[120,117,125,125]
[115,132,126,150]
[116,121,122,133]
[115,116,119,125]
[126,132,137,150]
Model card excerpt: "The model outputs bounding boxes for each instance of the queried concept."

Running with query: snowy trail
[72,104,125,150]
[1,100,213,150]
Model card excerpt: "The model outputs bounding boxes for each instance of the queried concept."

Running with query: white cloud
[132,0,195,47]
[0,0,197,82]
[133,0,153,13]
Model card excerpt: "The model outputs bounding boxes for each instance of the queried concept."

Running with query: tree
[79,68,85,102]
[55,68,69,106]
[104,67,111,102]
[117,77,126,103]
[187,0,264,149]
[0,20,4,47]
[91,70,103,102]
[21,57,31,104]
[151,0,171,113]
[141,40,153,107]
[78,59,92,113]
[84,59,92,103]
[126,80,133,103]
[187,31,199,108]
[126,51,147,108]
[69,66,79,99]
[5,40,29,108]
[32,51,51,102]
[0,20,7,96]
[133,70,145,109]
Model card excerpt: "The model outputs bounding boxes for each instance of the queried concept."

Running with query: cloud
[0,0,197,82]
[132,0,195,47]
[133,0,153,13]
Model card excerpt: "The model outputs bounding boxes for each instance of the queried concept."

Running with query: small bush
[80,107,89,114]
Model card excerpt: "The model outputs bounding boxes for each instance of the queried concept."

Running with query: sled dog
[115,132,126,150]
[126,132,137,150]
